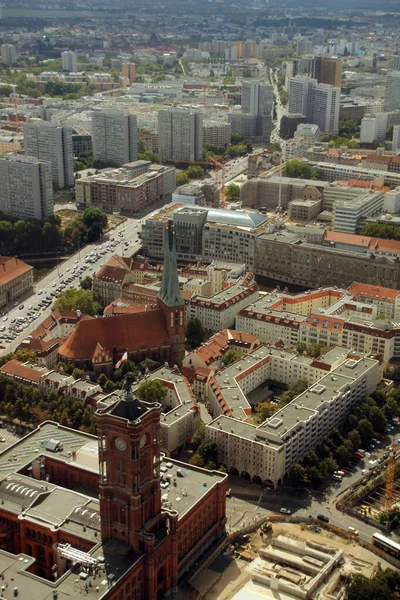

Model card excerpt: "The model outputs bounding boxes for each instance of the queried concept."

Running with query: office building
[392,124,400,151]
[24,121,74,189]
[288,76,317,117]
[384,187,400,214]
[320,56,342,88]
[332,190,384,233]
[239,80,274,143]
[121,62,136,83]
[297,37,313,56]
[61,50,77,72]
[0,154,53,220]
[280,113,307,138]
[92,110,138,167]
[158,108,202,163]
[228,113,257,140]
[385,70,400,112]
[360,113,388,145]
[0,43,16,66]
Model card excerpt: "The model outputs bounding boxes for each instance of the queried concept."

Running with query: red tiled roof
[0,256,33,287]
[103,300,155,316]
[94,264,128,284]
[348,282,400,303]
[324,231,400,253]
[0,360,45,383]
[58,311,171,361]
[187,329,259,366]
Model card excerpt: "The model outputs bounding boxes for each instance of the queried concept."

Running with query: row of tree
[348,569,400,600]
[0,207,108,255]
[289,386,400,488]
[360,222,400,241]
[283,159,323,181]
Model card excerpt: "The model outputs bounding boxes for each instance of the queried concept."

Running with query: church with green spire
[157,219,186,366]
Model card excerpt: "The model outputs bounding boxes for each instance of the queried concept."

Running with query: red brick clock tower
[96,375,163,553]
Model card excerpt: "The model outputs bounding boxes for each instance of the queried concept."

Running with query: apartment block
[158,108,203,162]
[0,43,16,66]
[360,113,388,144]
[61,50,77,72]
[385,71,400,112]
[24,121,74,190]
[0,256,34,310]
[0,154,53,220]
[75,161,176,214]
[121,62,136,83]
[288,77,340,133]
[92,111,138,167]
[202,121,231,146]
[320,56,342,88]
[205,345,381,488]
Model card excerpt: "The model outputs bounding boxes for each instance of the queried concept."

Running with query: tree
[253,401,278,424]
[52,289,100,316]
[357,418,374,446]
[185,165,204,180]
[348,429,362,451]
[197,439,219,467]
[335,444,350,466]
[186,317,205,349]
[295,342,307,355]
[368,406,387,433]
[176,173,189,186]
[225,183,240,202]
[223,349,241,366]
[137,379,167,404]
[191,420,206,451]
[81,207,107,242]
[290,463,309,487]
[80,276,93,290]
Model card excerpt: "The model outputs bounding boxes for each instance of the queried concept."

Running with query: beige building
[202,121,231,147]
[205,346,381,488]
[0,256,34,309]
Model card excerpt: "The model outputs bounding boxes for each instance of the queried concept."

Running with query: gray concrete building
[158,108,203,162]
[0,155,53,220]
[92,111,138,167]
[24,121,74,190]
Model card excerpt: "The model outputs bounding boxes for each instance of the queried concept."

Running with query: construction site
[195,521,392,600]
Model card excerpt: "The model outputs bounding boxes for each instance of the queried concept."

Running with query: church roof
[58,311,171,361]
[157,220,184,308]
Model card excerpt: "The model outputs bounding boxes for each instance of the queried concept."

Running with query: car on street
[279,508,291,514]
[19,305,24,310]
[317,514,330,523]
[348,527,359,536]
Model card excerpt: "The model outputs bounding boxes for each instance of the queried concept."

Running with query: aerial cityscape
[0,1,400,599]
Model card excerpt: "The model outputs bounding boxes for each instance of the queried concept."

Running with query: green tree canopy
[137,379,167,404]
[223,349,241,366]
[186,317,205,349]
[225,183,240,202]
[52,289,100,316]
[80,276,93,290]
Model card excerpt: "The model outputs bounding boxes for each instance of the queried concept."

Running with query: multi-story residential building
[360,113,388,145]
[288,77,340,133]
[158,108,203,162]
[385,71,400,112]
[392,124,400,152]
[188,272,259,332]
[93,255,136,305]
[75,161,176,213]
[0,256,34,309]
[0,43,16,66]
[24,121,74,190]
[92,110,138,167]
[61,50,77,72]
[320,56,342,88]
[238,80,274,143]
[202,121,231,146]
[236,281,400,367]
[138,128,158,154]
[332,190,384,233]
[205,345,381,488]
[0,154,53,220]
[121,62,136,83]
[228,113,257,140]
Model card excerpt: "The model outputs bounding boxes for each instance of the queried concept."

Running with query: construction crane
[385,437,396,511]
[209,157,226,209]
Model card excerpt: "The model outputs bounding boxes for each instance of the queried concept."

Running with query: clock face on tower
[140,434,146,448]
[115,437,127,451]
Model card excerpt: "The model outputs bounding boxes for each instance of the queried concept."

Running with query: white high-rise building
[158,108,203,162]
[288,76,317,117]
[92,111,138,167]
[0,155,53,220]
[392,124,400,151]
[288,76,339,133]
[61,50,77,73]
[384,187,400,214]
[24,121,74,189]
[360,113,388,144]
[239,80,274,143]
[0,44,16,66]
[385,71,400,112]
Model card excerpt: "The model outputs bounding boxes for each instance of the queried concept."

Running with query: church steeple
[157,219,185,366]
[158,220,184,308]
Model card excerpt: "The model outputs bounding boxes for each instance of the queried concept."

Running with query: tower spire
[157,219,184,307]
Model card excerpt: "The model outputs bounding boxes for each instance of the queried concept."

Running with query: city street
[0,216,142,357]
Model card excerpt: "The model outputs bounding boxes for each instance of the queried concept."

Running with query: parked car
[317,514,330,523]
[279,507,291,514]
